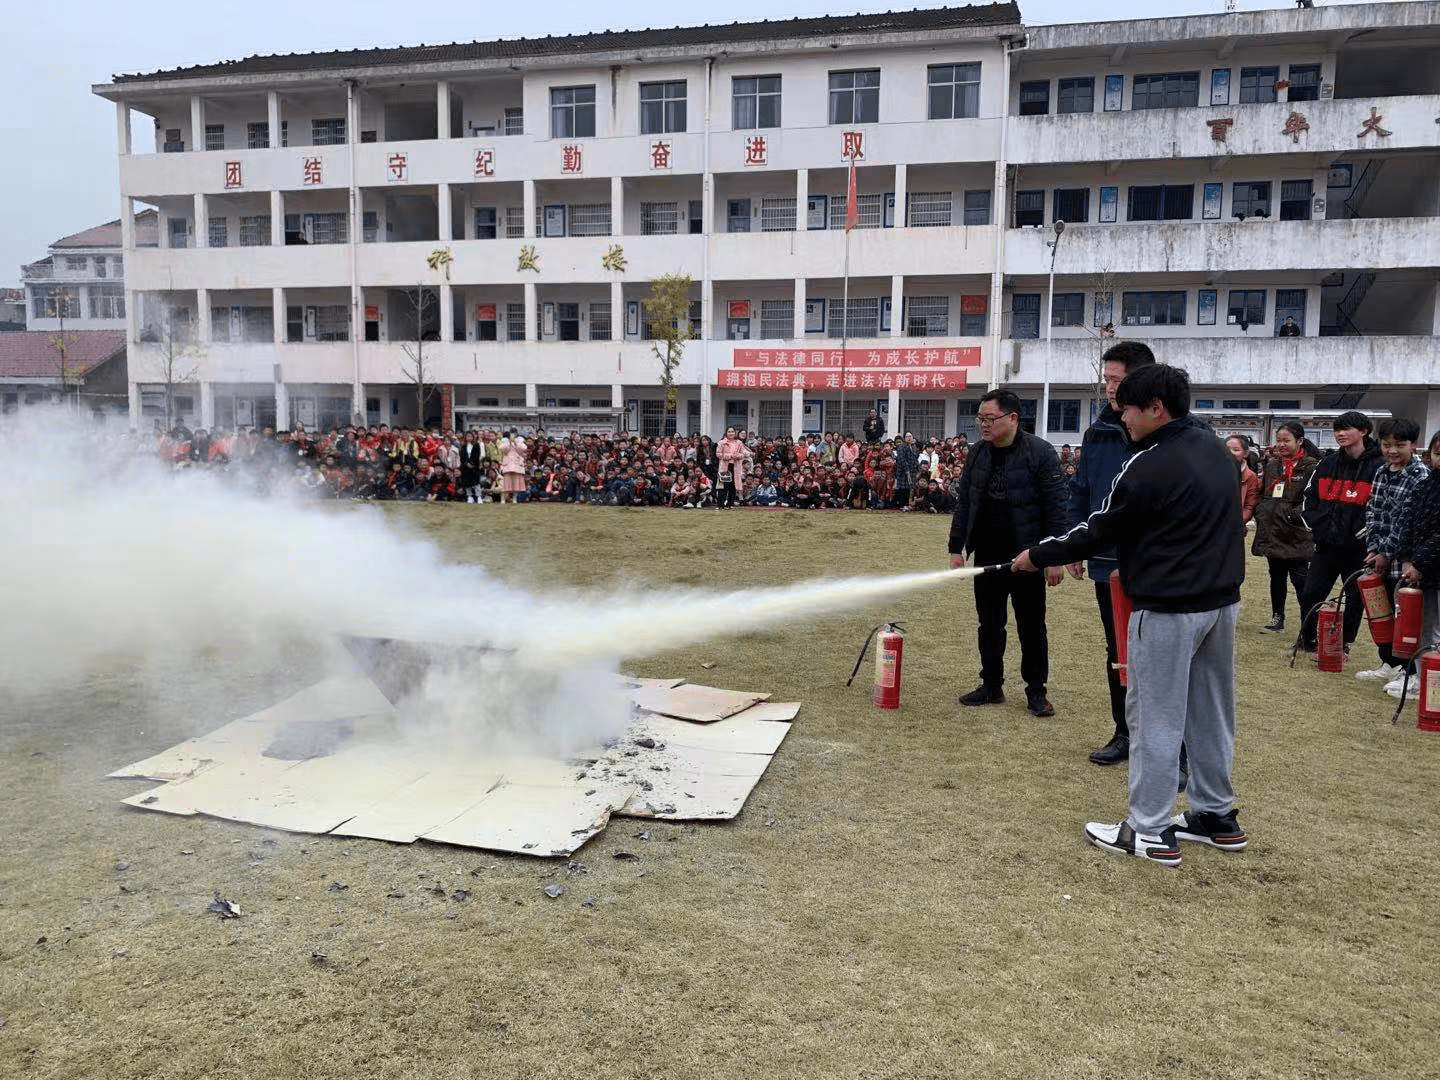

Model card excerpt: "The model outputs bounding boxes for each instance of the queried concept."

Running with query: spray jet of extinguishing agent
[847,562,1015,710]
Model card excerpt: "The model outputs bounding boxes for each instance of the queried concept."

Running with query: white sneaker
[1356,663,1399,682]
[1384,673,1411,698]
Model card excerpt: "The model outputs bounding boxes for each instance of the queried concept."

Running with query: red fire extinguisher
[1357,568,1394,646]
[1393,586,1425,661]
[1417,650,1440,732]
[1109,572,1133,687]
[1315,602,1345,673]
[847,622,905,710]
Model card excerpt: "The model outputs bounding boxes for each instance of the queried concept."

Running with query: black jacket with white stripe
[1029,415,1245,614]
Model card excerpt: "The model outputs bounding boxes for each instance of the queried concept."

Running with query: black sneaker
[1260,615,1285,634]
[1171,809,1248,852]
[959,685,1004,706]
[1083,821,1182,867]
[1089,735,1129,766]
[1026,691,1055,718]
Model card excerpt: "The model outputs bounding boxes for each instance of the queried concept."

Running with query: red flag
[844,156,859,232]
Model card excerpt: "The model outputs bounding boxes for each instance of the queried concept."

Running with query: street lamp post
[1040,219,1065,442]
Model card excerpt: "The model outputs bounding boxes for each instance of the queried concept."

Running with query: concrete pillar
[795,169,808,227]
[120,196,135,252]
[793,278,807,339]
[610,176,624,237]
[270,190,284,247]
[791,387,805,440]
[200,381,215,429]
[194,193,208,248]
[523,180,536,238]
[890,275,904,339]
[196,288,210,344]
[698,383,712,439]
[439,283,454,343]
[1431,281,1440,336]
[1424,390,1440,443]
[272,288,286,345]
[438,182,452,242]
[701,278,713,341]
[436,82,451,140]
[115,102,131,155]
[611,383,624,409]
[610,281,623,339]
[524,383,538,408]
[128,381,141,432]
[886,388,901,439]
[158,209,170,250]
[523,281,538,341]
[275,380,290,432]
[267,92,281,148]
[893,163,908,228]
[944,397,959,438]
[701,173,714,236]
[190,96,205,150]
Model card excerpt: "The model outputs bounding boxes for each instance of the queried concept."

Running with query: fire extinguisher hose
[1289,568,1367,669]
[847,624,904,687]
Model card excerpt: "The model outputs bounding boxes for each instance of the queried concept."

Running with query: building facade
[92,1,1440,440]
[21,212,155,334]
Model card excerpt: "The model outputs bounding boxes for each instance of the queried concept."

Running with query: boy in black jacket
[1297,412,1384,654]
[1014,365,1247,867]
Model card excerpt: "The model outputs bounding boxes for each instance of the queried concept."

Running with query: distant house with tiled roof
[0,329,130,420]
[0,287,23,332]
[20,209,157,334]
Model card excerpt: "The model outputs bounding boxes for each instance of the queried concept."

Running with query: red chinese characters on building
[1281,111,1310,144]
[650,140,672,170]
[473,147,495,177]
[224,161,242,189]
[387,153,409,182]
[842,130,864,160]
[1206,117,1235,143]
[302,157,323,186]
[1358,107,1392,139]
[561,145,583,173]
[744,136,768,167]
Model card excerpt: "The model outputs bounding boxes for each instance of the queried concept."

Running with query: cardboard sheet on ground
[111,675,793,854]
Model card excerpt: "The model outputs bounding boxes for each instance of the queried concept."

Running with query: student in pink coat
[716,426,751,508]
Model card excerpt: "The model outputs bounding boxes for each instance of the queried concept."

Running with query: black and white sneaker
[1260,615,1285,634]
[1083,821,1182,868]
[1171,809,1248,852]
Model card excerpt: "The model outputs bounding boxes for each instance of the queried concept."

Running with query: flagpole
[840,221,850,434]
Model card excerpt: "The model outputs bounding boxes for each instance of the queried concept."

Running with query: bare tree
[397,286,440,428]
[144,300,202,431]
[47,285,79,410]
[641,273,695,431]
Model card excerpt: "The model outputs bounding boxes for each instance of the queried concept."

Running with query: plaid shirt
[1365,456,1430,564]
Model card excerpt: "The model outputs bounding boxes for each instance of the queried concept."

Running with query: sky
[0,0,1381,285]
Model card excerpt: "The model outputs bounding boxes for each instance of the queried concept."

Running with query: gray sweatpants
[1125,602,1240,834]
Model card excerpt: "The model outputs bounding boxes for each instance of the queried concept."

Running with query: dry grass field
[2,504,1437,1079]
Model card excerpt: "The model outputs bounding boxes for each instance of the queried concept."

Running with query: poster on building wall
[296,398,316,428]
[802,400,823,433]
[542,302,556,337]
[626,300,640,337]
[1210,68,1231,106]
[728,300,752,319]
[1103,75,1123,112]
[1327,163,1353,188]
[236,399,254,427]
[1202,182,1224,220]
[805,299,826,333]
[807,195,828,230]
[476,304,496,321]
[1198,290,1218,325]
[1099,187,1118,223]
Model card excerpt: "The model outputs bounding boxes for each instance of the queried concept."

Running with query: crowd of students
[150,421,1086,513]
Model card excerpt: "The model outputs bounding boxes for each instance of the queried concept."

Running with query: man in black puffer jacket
[949,388,1068,717]
[1297,411,1384,653]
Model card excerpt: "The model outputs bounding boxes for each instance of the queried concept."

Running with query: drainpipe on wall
[988,33,1025,390]
[346,78,363,424]
[700,55,714,438]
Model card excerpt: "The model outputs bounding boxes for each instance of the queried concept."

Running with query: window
[757,400,790,438]
[640,81,687,134]
[905,296,948,337]
[354,210,375,243]
[210,307,232,342]
[1275,288,1306,334]
[589,302,611,341]
[640,400,678,438]
[550,86,596,138]
[1231,181,1272,218]
[1057,77,1094,114]
[1240,66,1280,104]
[1018,81,1050,115]
[568,204,612,236]
[828,70,879,125]
[1227,290,1266,328]
[1048,399,1081,434]
[960,307,987,336]
[504,207,525,239]
[928,63,981,120]
[503,107,524,136]
[829,193,884,230]
[689,200,703,234]
[1222,400,1261,410]
[1287,64,1321,102]
[640,201,679,235]
[239,215,270,246]
[208,219,228,248]
[1121,291,1187,326]
[1052,188,1090,224]
[65,256,88,271]
[242,307,273,342]
[732,76,781,129]
[506,302,526,341]
[1269,399,1302,410]
[1127,185,1193,221]
[727,199,752,233]
[902,400,945,442]
[760,299,793,339]
[907,191,952,228]
[827,297,881,339]
[310,212,348,245]
[311,117,346,145]
[554,302,581,341]
[314,305,349,342]
[169,218,189,248]
[473,207,497,240]
[1280,180,1312,221]
[963,190,991,226]
[94,257,107,278]
[113,256,124,274]
[1012,293,1040,338]
[280,120,288,147]
[760,197,797,232]
[286,306,304,343]
[204,124,225,151]
[89,284,125,319]
[1051,292,1084,326]
[1014,190,1044,227]
[1131,72,1200,110]
[247,122,269,149]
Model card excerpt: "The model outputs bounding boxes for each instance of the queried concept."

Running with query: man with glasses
[949,389,1068,716]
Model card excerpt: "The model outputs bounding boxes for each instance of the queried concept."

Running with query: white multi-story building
[92,1,1440,440]
[21,212,154,333]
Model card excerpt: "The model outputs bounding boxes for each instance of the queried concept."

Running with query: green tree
[642,273,695,424]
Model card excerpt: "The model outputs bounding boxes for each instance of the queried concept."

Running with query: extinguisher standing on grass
[1388,428,1440,725]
